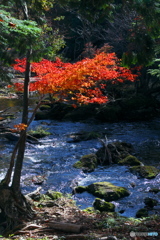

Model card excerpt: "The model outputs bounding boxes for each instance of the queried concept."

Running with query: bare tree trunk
[11,49,31,194]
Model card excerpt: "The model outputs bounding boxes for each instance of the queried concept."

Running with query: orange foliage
[12,51,138,104]
[10,123,28,133]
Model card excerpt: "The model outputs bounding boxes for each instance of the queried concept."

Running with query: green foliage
[0,9,42,81]
[0,2,65,81]
[0,10,41,46]
[148,59,160,78]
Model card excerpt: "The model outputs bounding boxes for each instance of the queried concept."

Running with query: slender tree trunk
[11,49,31,194]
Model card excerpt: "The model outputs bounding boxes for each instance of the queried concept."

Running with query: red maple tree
[13,51,138,105]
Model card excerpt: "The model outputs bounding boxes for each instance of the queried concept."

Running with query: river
[0,98,160,218]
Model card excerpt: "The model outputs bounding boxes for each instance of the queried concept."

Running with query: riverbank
[2,192,160,240]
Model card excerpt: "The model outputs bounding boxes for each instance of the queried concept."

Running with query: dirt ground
[2,196,159,240]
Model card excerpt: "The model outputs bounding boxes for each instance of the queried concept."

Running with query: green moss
[39,194,52,201]
[83,207,96,214]
[93,198,115,212]
[118,155,142,166]
[46,190,63,200]
[87,182,130,201]
[73,153,97,172]
[130,165,160,179]
[73,161,83,168]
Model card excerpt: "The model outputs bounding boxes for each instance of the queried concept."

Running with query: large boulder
[75,182,130,202]
[129,165,160,179]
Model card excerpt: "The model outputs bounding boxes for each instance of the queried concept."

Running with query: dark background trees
[53,0,160,94]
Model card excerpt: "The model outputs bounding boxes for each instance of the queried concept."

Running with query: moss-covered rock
[93,198,115,212]
[96,141,133,165]
[144,198,158,208]
[118,155,142,166]
[86,182,130,201]
[73,153,98,172]
[136,208,148,218]
[28,126,51,138]
[46,190,63,200]
[129,165,160,179]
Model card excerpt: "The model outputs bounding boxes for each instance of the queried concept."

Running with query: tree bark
[11,49,31,194]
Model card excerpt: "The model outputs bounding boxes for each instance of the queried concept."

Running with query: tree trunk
[11,49,31,194]
[0,50,35,236]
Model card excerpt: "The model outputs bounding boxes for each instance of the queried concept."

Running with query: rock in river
[129,165,160,179]
[75,181,130,202]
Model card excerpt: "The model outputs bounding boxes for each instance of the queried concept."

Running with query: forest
[0,0,160,239]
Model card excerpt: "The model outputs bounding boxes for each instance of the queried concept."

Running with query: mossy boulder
[136,208,148,218]
[28,126,51,138]
[96,141,133,165]
[73,153,98,172]
[144,197,158,208]
[118,155,142,166]
[93,198,115,212]
[46,190,63,200]
[129,165,160,179]
[86,182,130,201]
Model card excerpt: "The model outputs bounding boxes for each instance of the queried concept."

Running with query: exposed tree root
[0,185,35,237]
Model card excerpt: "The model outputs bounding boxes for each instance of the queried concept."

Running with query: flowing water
[0,98,160,218]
